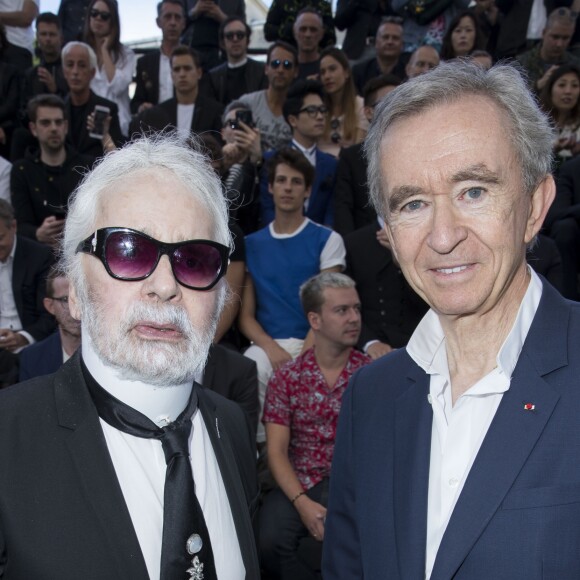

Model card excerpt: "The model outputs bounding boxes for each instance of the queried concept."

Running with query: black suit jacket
[64,91,123,160]
[208,58,268,105]
[131,50,163,114]
[345,223,428,349]
[334,143,377,236]
[0,353,261,579]
[130,95,224,139]
[203,344,259,436]
[12,235,55,342]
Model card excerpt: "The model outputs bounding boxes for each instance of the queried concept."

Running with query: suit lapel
[431,281,568,579]
[197,389,260,579]
[394,363,432,579]
[11,239,25,320]
[55,356,150,579]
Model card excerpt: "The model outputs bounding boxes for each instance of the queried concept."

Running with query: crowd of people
[0,0,579,578]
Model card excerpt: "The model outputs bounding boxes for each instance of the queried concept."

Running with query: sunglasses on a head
[269,59,294,70]
[90,8,111,21]
[75,227,230,291]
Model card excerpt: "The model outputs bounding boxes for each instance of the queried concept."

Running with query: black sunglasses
[76,227,230,291]
[224,31,247,41]
[90,8,112,21]
[298,105,328,118]
[269,59,294,70]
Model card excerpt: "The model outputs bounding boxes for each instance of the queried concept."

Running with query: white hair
[61,41,98,70]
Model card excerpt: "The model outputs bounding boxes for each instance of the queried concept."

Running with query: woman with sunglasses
[318,47,368,158]
[83,0,135,136]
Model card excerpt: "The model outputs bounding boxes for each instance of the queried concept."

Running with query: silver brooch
[186,556,204,580]
[186,534,203,555]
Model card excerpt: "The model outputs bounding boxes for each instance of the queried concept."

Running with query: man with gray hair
[260,272,370,579]
[324,61,580,579]
[0,135,260,579]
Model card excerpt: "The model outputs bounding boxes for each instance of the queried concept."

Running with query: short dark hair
[219,16,251,43]
[267,147,314,189]
[170,45,201,68]
[0,199,15,227]
[267,41,298,65]
[27,94,66,122]
[156,0,185,18]
[362,74,401,106]
[283,79,325,124]
[36,12,61,29]
[46,264,66,296]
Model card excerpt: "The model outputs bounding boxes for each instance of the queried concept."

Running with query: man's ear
[68,281,82,321]
[308,311,320,330]
[29,121,38,138]
[524,175,556,244]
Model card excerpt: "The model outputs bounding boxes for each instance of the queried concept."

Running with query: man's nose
[427,203,468,254]
[142,254,180,302]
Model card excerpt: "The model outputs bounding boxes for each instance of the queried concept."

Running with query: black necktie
[82,362,218,580]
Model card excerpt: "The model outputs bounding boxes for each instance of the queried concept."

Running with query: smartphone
[235,109,254,129]
[89,105,110,139]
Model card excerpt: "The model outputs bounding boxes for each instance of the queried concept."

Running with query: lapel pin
[523,403,535,411]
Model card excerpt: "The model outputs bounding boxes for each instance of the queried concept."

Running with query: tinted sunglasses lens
[105,231,158,279]
[226,31,245,40]
[270,59,293,70]
[91,9,111,20]
[173,243,223,289]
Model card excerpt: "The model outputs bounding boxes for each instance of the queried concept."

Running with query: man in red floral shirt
[260,271,371,579]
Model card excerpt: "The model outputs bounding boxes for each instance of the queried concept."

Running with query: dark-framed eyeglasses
[298,105,328,118]
[224,31,247,41]
[269,59,294,70]
[75,227,230,291]
[90,8,111,21]
[50,295,69,305]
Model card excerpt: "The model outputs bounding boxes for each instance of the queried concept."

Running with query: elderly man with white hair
[0,135,260,580]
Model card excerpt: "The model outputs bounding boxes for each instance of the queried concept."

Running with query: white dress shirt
[406,269,543,579]
[82,331,245,580]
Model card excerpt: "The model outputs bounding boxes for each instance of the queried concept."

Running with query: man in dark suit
[130,0,185,115]
[208,16,267,105]
[131,45,224,139]
[324,62,580,579]
[0,200,54,355]
[333,74,400,236]
[0,135,260,578]
[259,80,337,227]
[61,41,123,159]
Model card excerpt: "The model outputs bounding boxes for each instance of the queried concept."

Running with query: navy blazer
[19,331,63,382]
[259,147,337,227]
[323,280,580,579]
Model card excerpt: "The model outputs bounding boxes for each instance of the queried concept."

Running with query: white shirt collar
[81,327,192,427]
[292,139,317,165]
[228,57,248,69]
[407,267,543,386]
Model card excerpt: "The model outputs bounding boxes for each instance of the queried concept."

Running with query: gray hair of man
[365,60,555,221]
[300,272,356,317]
[61,133,233,303]
[62,41,98,70]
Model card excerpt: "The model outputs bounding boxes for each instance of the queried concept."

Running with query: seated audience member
[83,0,136,136]
[239,42,297,152]
[260,80,337,227]
[405,44,440,78]
[0,24,20,160]
[239,148,345,445]
[319,47,368,158]
[545,154,580,300]
[131,0,185,114]
[540,63,580,166]
[57,0,91,45]
[0,199,55,354]
[182,0,245,72]
[265,0,335,49]
[19,267,80,381]
[0,0,38,70]
[470,49,493,69]
[334,0,393,62]
[11,94,92,248]
[220,101,263,234]
[440,11,483,61]
[345,217,429,359]
[517,8,580,94]
[131,46,223,139]
[202,343,259,436]
[208,16,267,105]
[260,272,371,579]
[293,8,324,81]
[352,17,407,95]
[62,41,122,161]
[334,74,400,236]
[22,13,68,107]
